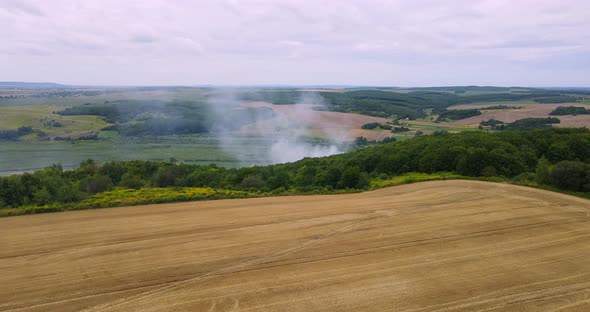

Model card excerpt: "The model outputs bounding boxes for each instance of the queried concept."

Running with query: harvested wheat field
[239,101,390,141]
[2,180,590,312]
[448,103,590,128]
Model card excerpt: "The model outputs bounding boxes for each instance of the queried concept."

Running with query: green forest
[238,88,590,119]
[481,118,561,131]
[2,128,589,216]
[550,106,590,115]
[436,109,481,121]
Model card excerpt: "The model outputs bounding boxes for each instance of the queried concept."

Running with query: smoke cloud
[207,89,347,165]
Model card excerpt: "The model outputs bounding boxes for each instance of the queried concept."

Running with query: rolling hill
[1,180,589,311]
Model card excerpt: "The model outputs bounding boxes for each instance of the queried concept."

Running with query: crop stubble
[1,180,590,311]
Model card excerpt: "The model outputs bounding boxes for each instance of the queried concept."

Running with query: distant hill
[0,82,68,89]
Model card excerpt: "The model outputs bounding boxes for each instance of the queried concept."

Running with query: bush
[339,166,369,189]
[436,109,481,121]
[550,106,590,116]
[79,175,114,194]
[240,174,265,190]
[361,122,380,130]
[535,157,552,185]
[511,172,536,185]
[120,173,144,189]
[550,161,589,191]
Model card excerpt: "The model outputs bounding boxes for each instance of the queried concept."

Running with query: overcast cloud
[0,0,588,86]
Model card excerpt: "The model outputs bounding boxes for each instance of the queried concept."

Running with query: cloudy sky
[1,0,589,86]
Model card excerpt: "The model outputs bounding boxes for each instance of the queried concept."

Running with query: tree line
[1,128,589,210]
[234,88,590,119]
[479,118,560,131]
[550,106,590,116]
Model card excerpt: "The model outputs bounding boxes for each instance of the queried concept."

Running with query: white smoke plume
[269,139,341,164]
[207,89,347,165]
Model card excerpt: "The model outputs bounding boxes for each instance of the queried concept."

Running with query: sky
[0,0,589,87]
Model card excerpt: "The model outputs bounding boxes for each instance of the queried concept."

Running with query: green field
[0,133,285,175]
[0,105,110,138]
[0,88,210,107]
[449,99,538,107]
[406,119,480,132]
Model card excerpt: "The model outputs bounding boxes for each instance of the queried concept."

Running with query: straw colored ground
[240,101,391,141]
[448,102,590,128]
[1,180,590,312]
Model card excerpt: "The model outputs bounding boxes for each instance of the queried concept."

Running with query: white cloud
[172,37,204,53]
[0,0,588,86]
[0,0,44,16]
[354,42,387,52]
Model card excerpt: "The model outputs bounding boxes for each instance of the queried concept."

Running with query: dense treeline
[504,118,560,130]
[234,88,589,120]
[436,109,481,121]
[550,106,590,115]
[361,122,392,130]
[406,86,514,93]
[361,122,381,129]
[0,126,36,141]
[479,118,560,131]
[237,90,304,104]
[1,128,589,211]
[479,119,504,129]
[318,90,458,118]
[534,96,581,103]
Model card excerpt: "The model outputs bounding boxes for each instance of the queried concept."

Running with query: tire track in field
[136,250,590,312]
[0,283,162,312]
[5,214,588,311]
[79,212,385,312]
[4,181,590,311]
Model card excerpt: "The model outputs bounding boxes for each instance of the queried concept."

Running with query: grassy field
[405,119,481,132]
[0,88,210,107]
[0,132,346,175]
[0,134,275,175]
[0,105,110,137]
[1,180,589,311]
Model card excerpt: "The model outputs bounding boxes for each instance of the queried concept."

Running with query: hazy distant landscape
[2,84,590,175]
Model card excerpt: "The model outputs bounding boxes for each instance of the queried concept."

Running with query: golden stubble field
[1,180,590,312]
[448,103,590,128]
[239,101,391,141]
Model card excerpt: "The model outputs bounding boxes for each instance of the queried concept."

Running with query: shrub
[79,175,114,194]
[550,161,589,191]
[120,173,144,189]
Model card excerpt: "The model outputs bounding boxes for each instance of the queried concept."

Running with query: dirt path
[1,181,590,311]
